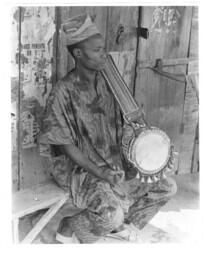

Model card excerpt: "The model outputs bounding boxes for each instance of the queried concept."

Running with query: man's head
[67,34,106,71]
[61,14,106,71]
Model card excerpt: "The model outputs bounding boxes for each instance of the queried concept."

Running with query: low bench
[12,180,69,244]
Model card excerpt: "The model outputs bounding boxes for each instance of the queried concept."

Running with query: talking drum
[122,125,176,183]
[101,54,177,183]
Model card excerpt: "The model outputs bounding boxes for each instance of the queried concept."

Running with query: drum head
[130,128,170,175]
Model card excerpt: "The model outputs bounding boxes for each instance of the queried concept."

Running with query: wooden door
[134,6,195,174]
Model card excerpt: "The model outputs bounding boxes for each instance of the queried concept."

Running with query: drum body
[122,126,174,183]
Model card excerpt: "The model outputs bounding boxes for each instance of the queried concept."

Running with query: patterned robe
[39,70,124,185]
[38,70,176,243]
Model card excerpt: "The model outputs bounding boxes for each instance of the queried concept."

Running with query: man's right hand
[59,144,125,185]
[101,166,125,186]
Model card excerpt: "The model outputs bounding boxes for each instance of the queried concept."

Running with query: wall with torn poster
[20,7,55,148]
[12,7,55,190]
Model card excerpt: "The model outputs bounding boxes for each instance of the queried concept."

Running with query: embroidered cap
[60,13,101,46]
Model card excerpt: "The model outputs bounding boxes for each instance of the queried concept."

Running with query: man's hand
[101,165,125,186]
[59,144,125,185]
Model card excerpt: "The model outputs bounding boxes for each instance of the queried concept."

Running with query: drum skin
[128,127,171,175]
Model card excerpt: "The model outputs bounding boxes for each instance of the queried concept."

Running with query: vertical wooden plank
[57,6,108,80]
[19,7,55,189]
[188,6,198,58]
[11,7,20,191]
[191,124,199,173]
[134,6,193,174]
[51,7,59,85]
[106,6,139,92]
[179,74,199,174]
[179,6,199,174]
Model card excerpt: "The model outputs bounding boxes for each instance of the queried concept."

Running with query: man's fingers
[103,167,125,185]
[116,170,125,176]
[114,171,125,184]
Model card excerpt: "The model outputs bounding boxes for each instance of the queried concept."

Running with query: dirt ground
[18,172,200,243]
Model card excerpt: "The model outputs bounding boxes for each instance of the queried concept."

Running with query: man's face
[78,35,106,71]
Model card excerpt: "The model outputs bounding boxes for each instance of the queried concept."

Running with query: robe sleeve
[39,81,77,147]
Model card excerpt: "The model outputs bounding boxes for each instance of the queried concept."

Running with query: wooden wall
[12,6,199,191]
